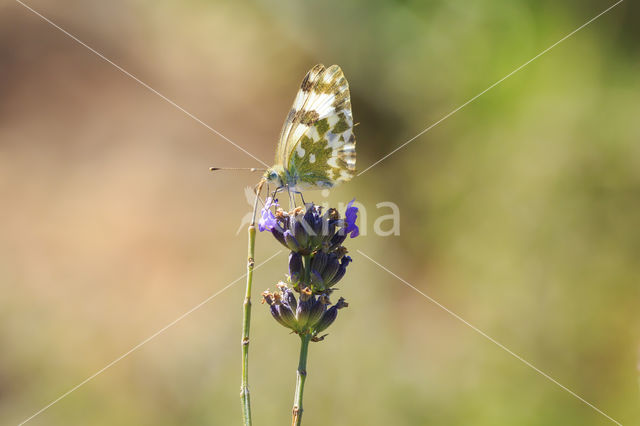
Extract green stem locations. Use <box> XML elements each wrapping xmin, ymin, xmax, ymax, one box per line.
<box><xmin>240</xmin><ymin>185</ymin><xmax>262</xmax><ymax>426</ymax></box>
<box><xmin>240</xmin><ymin>225</ymin><xmax>255</xmax><ymax>426</ymax></box>
<box><xmin>291</xmin><ymin>334</ymin><xmax>312</xmax><ymax>426</ymax></box>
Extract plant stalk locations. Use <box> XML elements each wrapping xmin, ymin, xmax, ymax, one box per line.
<box><xmin>291</xmin><ymin>334</ymin><xmax>312</xmax><ymax>426</ymax></box>
<box><xmin>240</xmin><ymin>181</ymin><xmax>263</xmax><ymax>426</ymax></box>
<box><xmin>291</xmin><ymin>254</ymin><xmax>313</xmax><ymax>425</ymax></box>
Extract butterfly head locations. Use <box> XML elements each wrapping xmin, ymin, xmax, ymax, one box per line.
<box><xmin>264</xmin><ymin>165</ymin><xmax>287</xmax><ymax>188</ymax></box>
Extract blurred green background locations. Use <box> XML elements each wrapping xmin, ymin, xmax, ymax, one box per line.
<box><xmin>1</xmin><ymin>0</ymin><xmax>638</xmax><ymax>425</ymax></box>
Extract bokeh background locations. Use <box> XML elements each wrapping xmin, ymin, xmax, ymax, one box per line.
<box><xmin>1</xmin><ymin>0</ymin><xmax>639</xmax><ymax>425</ymax></box>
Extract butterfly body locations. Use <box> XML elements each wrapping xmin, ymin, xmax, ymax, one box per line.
<box><xmin>264</xmin><ymin>64</ymin><xmax>356</xmax><ymax>192</ymax></box>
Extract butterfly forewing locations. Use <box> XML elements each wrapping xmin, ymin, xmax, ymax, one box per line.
<box><xmin>275</xmin><ymin>64</ymin><xmax>356</xmax><ymax>190</ymax></box>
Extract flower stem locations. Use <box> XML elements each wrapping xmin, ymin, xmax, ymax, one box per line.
<box><xmin>240</xmin><ymin>182</ymin><xmax>263</xmax><ymax>426</ymax></box>
<box><xmin>240</xmin><ymin>224</ymin><xmax>255</xmax><ymax>426</ymax></box>
<box><xmin>291</xmin><ymin>334</ymin><xmax>312</xmax><ymax>426</ymax></box>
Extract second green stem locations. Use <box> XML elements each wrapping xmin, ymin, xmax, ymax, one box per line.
<box><xmin>291</xmin><ymin>334</ymin><xmax>311</xmax><ymax>426</ymax></box>
<box><xmin>292</xmin><ymin>254</ymin><xmax>313</xmax><ymax>425</ymax></box>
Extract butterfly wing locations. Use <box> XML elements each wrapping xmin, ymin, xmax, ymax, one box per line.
<box><xmin>275</xmin><ymin>64</ymin><xmax>356</xmax><ymax>189</ymax></box>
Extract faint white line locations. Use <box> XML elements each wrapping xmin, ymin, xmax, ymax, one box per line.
<box><xmin>15</xmin><ymin>0</ymin><xmax>269</xmax><ymax>168</ymax></box>
<box><xmin>357</xmin><ymin>0</ymin><xmax>624</xmax><ymax>177</ymax></box>
<box><xmin>17</xmin><ymin>250</ymin><xmax>282</xmax><ymax>425</ymax></box>
<box><xmin>357</xmin><ymin>249</ymin><xmax>623</xmax><ymax>426</ymax></box>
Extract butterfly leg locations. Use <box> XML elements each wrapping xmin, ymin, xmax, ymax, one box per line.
<box><xmin>286</xmin><ymin>186</ymin><xmax>297</xmax><ymax>210</ymax></box>
<box><xmin>270</xmin><ymin>186</ymin><xmax>286</xmax><ymax>205</ymax></box>
<box><xmin>291</xmin><ymin>190</ymin><xmax>306</xmax><ymax>206</ymax></box>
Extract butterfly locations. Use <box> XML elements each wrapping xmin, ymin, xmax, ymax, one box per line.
<box><xmin>263</xmin><ymin>64</ymin><xmax>356</xmax><ymax>192</ymax></box>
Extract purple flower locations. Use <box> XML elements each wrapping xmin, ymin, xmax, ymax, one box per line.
<box><xmin>262</xmin><ymin>283</ymin><xmax>348</xmax><ymax>339</ymax></box>
<box><xmin>344</xmin><ymin>199</ymin><xmax>359</xmax><ymax>238</ymax></box>
<box><xmin>259</xmin><ymin>199</ymin><xmax>358</xmax><ymax>256</ymax></box>
<box><xmin>258</xmin><ymin>197</ymin><xmax>278</xmax><ymax>232</ymax></box>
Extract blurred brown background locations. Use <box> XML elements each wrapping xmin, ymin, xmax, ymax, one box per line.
<box><xmin>1</xmin><ymin>0</ymin><xmax>639</xmax><ymax>425</ymax></box>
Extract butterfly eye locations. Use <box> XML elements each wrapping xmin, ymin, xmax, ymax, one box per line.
<box><xmin>269</xmin><ymin>171</ymin><xmax>278</xmax><ymax>181</ymax></box>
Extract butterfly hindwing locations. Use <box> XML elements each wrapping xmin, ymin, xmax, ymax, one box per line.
<box><xmin>276</xmin><ymin>64</ymin><xmax>356</xmax><ymax>190</ymax></box>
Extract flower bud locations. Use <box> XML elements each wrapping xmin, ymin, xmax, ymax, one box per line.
<box><xmin>329</xmin><ymin>233</ymin><xmax>347</xmax><ymax>251</ymax></box>
<box><xmin>306</xmin><ymin>206</ymin><xmax>322</xmax><ymax>236</ymax></box>
<box><xmin>326</xmin><ymin>256</ymin><xmax>352</xmax><ymax>287</ymax></box>
<box><xmin>271</xmin><ymin>227</ymin><xmax>287</xmax><ymax>247</ymax></box>
<box><xmin>283</xmin><ymin>288</ymin><xmax>297</xmax><ymax>312</ymax></box>
<box><xmin>320</xmin><ymin>253</ymin><xmax>340</xmax><ymax>284</ymax></box>
<box><xmin>277</xmin><ymin>303</ymin><xmax>299</xmax><ymax>330</ymax></box>
<box><xmin>296</xmin><ymin>296</ymin><xmax>314</xmax><ymax>329</ymax></box>
<box><xmin>313</xmin><ymin>297</ymin><xmax>348</xmax><ymax>333</ymax></box>
<box><xmin>314</xmin><ymin>306</ymin><xmax>337</xmax><ymax>333</ymax></box>
<box><xmin>292</xmin><ymin>218</ymin><xmax>309</xmax><ymax>248</ymax></box>
<box><xmin>270</xmin><ymin>305</ymin><xmax>291</xmax><ymax>329</ymax></box>
<box><xmin>288</xmin><ymin>252</ymin><xmax>303</xmax><ymax>285</ymax></box>
<box><xmin>311</xmin><ymin>251</ymin><xmax>328</xmax><ymax>273</ymax></box>
<box><xmin>284</xmin><ymin>230</ymin><xmax>301</xmax><ymax>252</ymax></box>
<box><xmin>306</xmin><ymin>298</ymin><xmax>327</xmax><ymax>329</ymax></box>
<box><xmin>310</xmin><ymin>269</ymin><xmax>325</xmax><ymax>290</ymax></box>
<box><xmin>328</xmin><ymin>268</ymin><xmax>345</xmax><ymax>287</ymax></box>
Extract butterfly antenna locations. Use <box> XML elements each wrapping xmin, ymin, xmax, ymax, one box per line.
<box><xmin>209</xmin><ymin>167</ymin><xmax>266</xmax><ymax>172</ymax></box>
